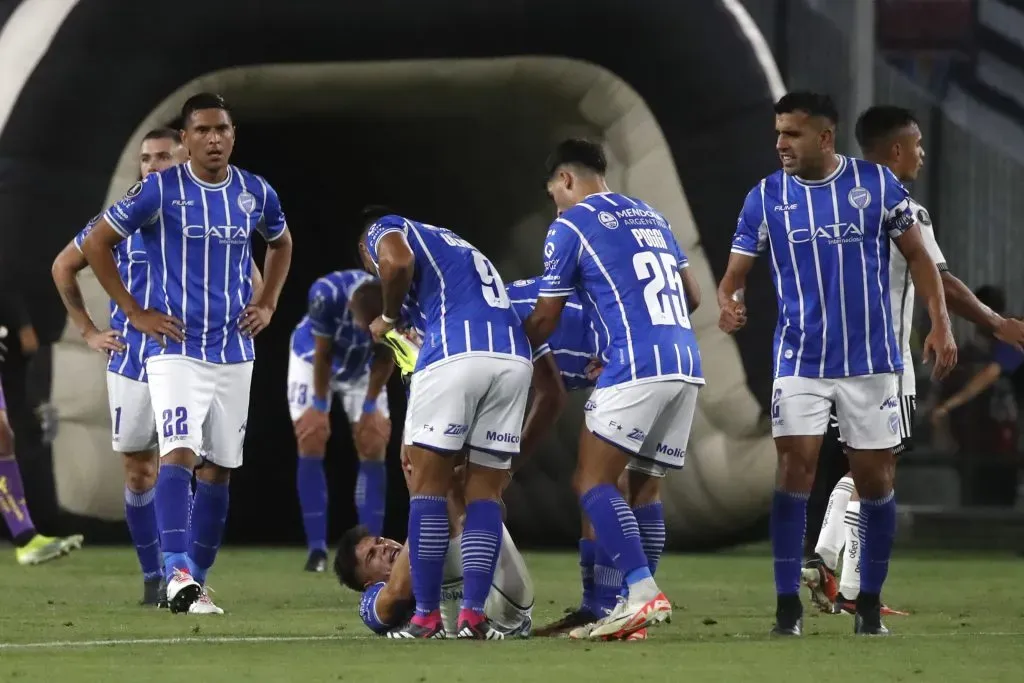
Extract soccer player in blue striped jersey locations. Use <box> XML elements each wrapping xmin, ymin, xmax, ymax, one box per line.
<box><xmin>287</xmin><ymin>270</ymin><xmax>394</xmax><ymax>571</ymax></box>
<box><xmin>717</xmin><ymin>92</ymin><xmax>957</xmax><ymax>636</ymax></box>
<box><xmin>358</xmin><ymin>206</ymin><xmax>532</xmax><ymax>640</ymax></box>
<box><xmin>525</xmin><ymin>139</ymin><xmax>703</xmax><ymax>641</ymax></box>
<box><xmin>82</xmin><ymin>93</ymin><xmax>294</xmax><ymax>615</ymax></box>
<box><xmin>51</xmin><ymin>128</ymin><xmax>189</xmax><ymax>606</ymax></box>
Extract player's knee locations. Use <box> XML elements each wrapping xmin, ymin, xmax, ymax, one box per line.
<box><xmin>298</xmin><ymin>433</ymin><xmax>327</xmax><ymax>457</ymax></box>
<box><xmin>123</xmin><ymin>451</ymin><xmax>158</xmax><ymax>492</ymax></box>
<box><xmin>195</xmin><ymin>462</ymin><xmax>231</xmax><ymax>485</ymax></box>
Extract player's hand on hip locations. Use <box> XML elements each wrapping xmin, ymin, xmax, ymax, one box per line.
<box><xmin>369</xmin><ymin>316</ymin><xmax>394</xmax><ymax>343</ymax></box>
<box><xmin>240</xmin><ymin>304</ymin><xmax>273</xmax><ymax>338</ymax></box>
<box><xmin>718</xmin><ymin>300</ymin><xmax>747</xmax><ymax>333</ymax></box>
<box><xmin>84</xmin><ymin>328</ymin><xmax>126</xmax><ymax>354</ymax></box>
<box><xmin>585</xmin><ymin>357</ymin><xmax>604</xmax><ymax>381</ymax></box>
<box><xmin>129</xmin><ymin>309</ymin><xmax>185</xmax><ymax>346</ymax></box>
<box><xmin>923</xmin><ymin>324</ymin><xmax>957</xmax><ymax>381</ymax></box>
<box><xmin>994</xmin><ymin>317</ymin><xmax>1024</xmax><ymax>352</ymax></box>
<box><xmin>295</xmin><ymin>406</ymin><xmax>330</xmax><ymax>443</ymax></box>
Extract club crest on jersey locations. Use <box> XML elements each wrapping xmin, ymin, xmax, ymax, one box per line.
<box><xmin>237</xmin><ymin>191</ymin><xmax>257</xmax><ymax>214</ymax></box>
<box><xmin>598</xmin><ymin>211</ymin><xmax>619</xmax><ymax>229</ymax></box>
<box><xmin>848</xmin><ymin>187</ymin><xmax>871</xmax><ymax>210</ymax></box>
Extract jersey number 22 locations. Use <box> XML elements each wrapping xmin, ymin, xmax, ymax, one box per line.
<box><xmin>634</xmin><ymin>252</ymin><xmax>690</xmax><ymax>328</ymax></box>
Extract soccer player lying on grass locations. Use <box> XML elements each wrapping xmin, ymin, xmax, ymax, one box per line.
<box><xmin>334</xmin><ymin>458</ymin><xmax>534</xmax><ymax>639</ymax></box>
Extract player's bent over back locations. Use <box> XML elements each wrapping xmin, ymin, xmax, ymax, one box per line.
<box><xmin>81</xmin><ymin>93</ymin><xmax>294</xmax><ymax>615</ymax></box>
<box><xmin>359</xmin><ymin>206</ymin><xmax>532</xmax><ymax>640</ymax></box>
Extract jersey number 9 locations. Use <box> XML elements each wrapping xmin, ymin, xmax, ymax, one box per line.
<box><xmin>633</xmin><ymin>252</ymin><xmax>691</xmax><ymax>329</ymax></box>
<box><xmin>472</xmin><ymin>251</ymin><xmax>510</xmax><ymax>309</ymax></box>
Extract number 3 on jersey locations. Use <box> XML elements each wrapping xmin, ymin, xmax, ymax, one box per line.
<box><xmin>472</xmin><ymin>251</ymin><xmax>510</xmax><ymax>309</ymax></box>
<box><xmin>634</xmin><ymin>252</ymin><xmax>691</xmax><ymax>328</ymax></box>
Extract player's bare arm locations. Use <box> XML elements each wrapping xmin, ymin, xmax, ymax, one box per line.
<box><xmin>680</xmin><ymin>266</ymin><xmax>702</xmax><ymax>312</ymax></box>
<box><xmin>510</xmin><ymin>352</ymin><xmax>567</xmax><ymax>482</ymax></box>
<box><xmin>241</xmin><ymin>227</ymin><xmax>292</xmax><ymax>338</ymax></box>
<box><xmin>717</xmin><ymin>252</ymin><xmax>754</xmax><ymax>333</ymax></box>
<box><xmin>51</xmin><ymin>241</ymin><xmax>125</xmax><ymax>354</ymax></box>
<box><xmin>250</xmin><ymin>257</ymin><xmax>265</xmax><ymax>299</ymax></box>
<box><xmin>939</xmin><ymin>270</ymin><xmax>1024</xmax><ymax>351</ymax></box>
<box><xmin>81</xmin><ymin>218</ymin><xmax>184</xmax><ymax>346</ymax></box>
<box><xmin>524</xmin><ymin>295</ymin><xmax>567</xmax><ymax>349</ymax></box>
<box><xmin>294</xmin><ymin>334</ymin><xmax>333</xmax><ymax>445</ymax></box>
<box><xmin>354</xmin><ymin>351</ymin><xmax>394</xmax><ymax>457</ymax></box>
<box><xmin>893</xmin><ymin>224</ymin><xmax>957</xmax><ymax>379</ymax></box>
<box><xmin>369</xmin><ymin>232</ymin><xmax>415</xmax><ymax>342</ymax></box>
<box><xmin>931</xmin><ymin>362</ymin><xmax>1002</xmax><ymax>425</ymax></box>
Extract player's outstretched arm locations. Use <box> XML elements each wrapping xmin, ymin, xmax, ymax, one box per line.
<box><xmin>81</xmin><ymin>219</ymin><xmax>183</xmax><ymax>346</ymax></box>
<box><xmin>524</xmin><ymin>296</ymin><xmax>567</xmax><ymax>350</ymax></box>
<box><xmin>717</xmin><ymin>253</ymin><xmax>754</xmax><ymax>333</ymax></box>
<box><xmin>894</xmin><ymin>225</ymin><xmax>957</xmax><ymax>379</ymax></box>
<box><xmin>375</xmin><ymin>544</ymin><xmax>414</xmax><ymax>621</ymax></box>
<box><xmin>242</xmin><ymin>228</ymin><xmax>292</xmax><ymax>338</ymax></box>
<box><xmin>511</xmin><ymin>352</ymin><xmax>567</xmax><ymax>482</ymax></box>
<box><xmin>940</xmin><ymin>271</ymin><xmax>1024</xmax><ymax>350</ymax></box>
<box><xmin>51</xmin><ymin>241</ymin><xmax>124</xmax><ymax>354</ymax></box>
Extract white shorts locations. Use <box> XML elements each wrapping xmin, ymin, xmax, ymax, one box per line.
<box><xmin>106</xmin><ymin>371</ymin><xmax>157</xmax><ymax>453</ymax></box>
<box><xmin>771</xmin><ymin>374</ymin><xmax>901</xmax><ymax>450</ymax></box>
<box><xmin>146</xmin><ymin>355</ymin><xmax>254</xmax><ymax>468</ymax></box>
<box><xmin>584</xmin><ymin>379</ymin><xmax>698</xmax><ymax>471</ymax></box>
<box><xmin>286</xmin><ymin>351</ymin><xmax>389</xmax><ymax>423</ymax></box>
<box><xmin>403</xmin><ymin>355</ymin><xmax>532</xmax><ymax>470</ymax></box>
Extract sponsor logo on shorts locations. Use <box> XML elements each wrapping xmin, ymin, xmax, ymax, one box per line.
<box><xmin>888</xmin><ymin>412</ymin><xmax>900</xmax><ymax>435</ymax></box>
<box><xmin>584</xmin><ymin>399</ymin><xmax>596</xmax><ymax>412</ymax></box>
<box><xmin>422</xmin><ymin>424</ymin><xmax>436</xmax><ymax>433</ymax></box>
<box><xmin>608</xmin><ymin>420</ymin><xmax>622</xmax><ymax>431</ymax></box>
<box><xmin>626</xmin><ymin>428</ymin><xmax>645</xmax><ymax>442</ymax></box>
<box><xmin>656</xmin><ymin>442</ymin><xmax>684</xmax><ymax>458</ymax></box>
<box><xmin>879</xmin><ymin>395</ymin><xmax>898</xmax><ymax>410</ymax></box>
<box><xmin>771</xmin><ymin>388</ymin><xmax>784</xmax><ymax>427</ymax></box>
<box><xmin>486</xmin><ymin>430</ymin><xmax>520</xmax><ymax>444</ymax></box>
<box><xmin>444</xmin><ymin>423</ymin><xmax>468</xmax><ymax>437</ymax></box>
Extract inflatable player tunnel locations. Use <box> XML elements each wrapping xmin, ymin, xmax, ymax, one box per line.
<box><xmin>0</xmin><ymin>0</ymin><xmax>785</xmax><ymax>548</ymax></box>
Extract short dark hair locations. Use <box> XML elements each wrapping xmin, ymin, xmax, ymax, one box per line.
<box><xmin>360</xmin><ymin>205</ymin><xmax>394</xmax><ymax>230</ymax></box>
<box><xmin>975</xmin><ymin>285</ymin><xmax>1006</xmax><ymax>316</ymax></box>
<box><xmin>545</xmin><ymin>138</ymin><xmax>607</xmax><ymax>180</ymax></box>
<box><xmin>180</xmin><ymin>92</ymin><xmax>232</xmax><ymax>128</ymax></box>
<box><xmin>854</xmin><ymin>106</ymin><xmax>919</xmax><ymax>153</ymax></box>
<box><xmin>334</xmin><ymin>525</ymin><xmax>372</xmax><ymax>592</ymax></box>
<box><xmin>142</xmin><ymin>127</ymin><xmax>181</xmax><ymax>144</ymax></box>
<box><xmin>774</xmin><ymin>91</ymin><xmax>839</xmax><ymax>125</ymax></box>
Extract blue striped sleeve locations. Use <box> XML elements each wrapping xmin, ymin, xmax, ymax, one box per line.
<box><xmin>730</xmin><ymin>182</ymin><xmax>767</xmax><ymax>257</ymax></box>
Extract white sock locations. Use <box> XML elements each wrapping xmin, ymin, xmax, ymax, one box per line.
<box><xmin>815</xmin><ymin>477</ymin><xmax>854</xmax><ymax>570</ymax></box>
<box><xmin>838</xmin><ymin>500</ymin><xmax>861</xmax><ymax>600</ymax></box>
<box><xmin>627</xmin><ymin>576</ymin><xmax>660</xmax><ymax>603</ymax></box>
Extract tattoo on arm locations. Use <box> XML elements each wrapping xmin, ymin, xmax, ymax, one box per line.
<box><xmin>61</xmin><ymin>283</ymin><xmax>87</xmax><ymax>314</ymax></box>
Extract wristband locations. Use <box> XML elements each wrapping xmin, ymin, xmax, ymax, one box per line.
<box><xmin>362</xmin><ymin>398</ymin><xmax>377</xmax><ymax>415</ymax></box>
<box><xmin>381</xmin><ymin>313</ymin><xmax>397</xmax><ymax>325</ymax></box>
<box><xmin>312</xmin><ymin>396</ymin><xmax>329</xmax><ymax>412</ymax></box>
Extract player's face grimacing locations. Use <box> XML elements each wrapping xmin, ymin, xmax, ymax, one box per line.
<box><xmin>888</xmin><ymin>123</ymin><xmax>924</xmax><ymax>183</ymax></box>
<box><xmin>775</xmin><ymin>111</ymin><xmax>831</xmax><ymax>177</ymax></box>
<box><xmin>139</xmin><ymin>138</ymin><xmax>188</xmax><ymax>178</ymax></box>
<box><xmin>353</xmin><ymin>535</ymin><xmax>403</xmax><ymax>586</ymax></box>
<box><xmin>183</xmin><ymin>108</ymin><xmax>235</xmax><ymax>172</ymax></box>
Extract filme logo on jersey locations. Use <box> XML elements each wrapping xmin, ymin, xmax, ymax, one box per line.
<box><xmin>597</xmin><ymin>211</ymin><xmax>619</xmax><ymax>229</ymax></box>
<box><xmin>171</xmin><ymin>199</ymin><xmax>195</xmax><ymax>207</ymax></box>
<box><xmin>774</xmin><ymin>203</ymin><xmax>799</xmax><ymax>212</ymax></box>
<box><xmin>848</xmin><ymin>186</ymin><xmax>871</xmax><ymax>210</ymax></box>
<box><xmin>786</xmin><ymin>222</ymin><xmax>864</xmax><ymax>246</ymax></box>
<box><xmin>486</xmin><ymin>430</ymin><xmax>520</xmax><ymax>444</ymax></box>
<box><xmin>237</xmin><ymin>191</ymin><xmax>257</xmax><ymax>215</ymax></box>
<box><xmin>444</xmin><ymin>423</ymin><xmax>468</xmax><ymax>437</ymax></box>
<box><xmin>183</xmin><ymin>224</ymin><xmax>249</xmax><ymax>245</ymax></box>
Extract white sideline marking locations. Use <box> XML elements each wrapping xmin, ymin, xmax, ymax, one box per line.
<box><xmin>2</xmin><ymin>631</ymin><xmax>1023</xmax><ymax>651</ymax></box>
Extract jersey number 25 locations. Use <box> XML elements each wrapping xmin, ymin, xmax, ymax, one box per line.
<box><xmin>473</xmin><ymin>251</ymin><xmax>510</xmax><ymax>309</ymax></box>
<box><xmin>634</xmin><ymin>252</ymin><xmax>691</xmax><ymax>329</ymax></box>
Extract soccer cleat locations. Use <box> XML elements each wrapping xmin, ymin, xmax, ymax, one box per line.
<box><xmin>304</xmin><ymin>549</ymin><xmax>328</xmax><ymax>573</ymax></box>
<box><xmin>534</xmin><ymin>607</ymin><xmax>601</xmax><ymax>637</ymax></box>
<box><xmin>15</xmin><ymin>533</ymin><xmax>83</xmax><ymax>566</ymax></box>
<box><xmin>568</xmin><ymin>621</ymin><xmax>599</xmax><ymax>640</ymax></box>
<box><xmin>771</xmin><ymin>594</ymin><xmax>803</xmax><ymax>636</ymax></box>
<box><xmin>801</xmin><ymin>555</ymin><xmax>837</xmax><ymax>612</ymax></box>
<box><xmin>854</xmin><ymin>610</ymin><xmax>890</xmax><ymax>635</ymax></box>
<box><xmin>187</xmin><ymin>586</ymin><xmax>224</xmax><ymax>615</ymax></box>
<box><xmin>624</xmin><ymin>627</ymin><xmax>648</xmax><ymax>641</ymax></box>
<box><xmin>383</xmin><ymin>330</ymin><xmax>419</xmax><ymax>378</ymax></box>
<box><xmin>456</xmin><ymin>609</ymin><xmax>505</xmax><ymax>640</ymax></box>
<box><xmin>831</xmin><ymin>593</ymin><xmax>908</xmax><ymax>617</ymax></box>
<box><xmin>386</xmin><ymin>618</ymin><xmax>447</xmax><ymax>639</ymax></box>
<box><xmin>587</xmin><ymin>592</ymin><xmax>672</xmax><ymax>640</ymax></box>
<box><xmin>165</xmin><ymin>568</ymin><xmax>202</xmax><ymax>614</ymax></box>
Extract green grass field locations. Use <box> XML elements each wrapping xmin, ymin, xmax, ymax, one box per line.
<box><xmin>0</xmin><ymin>545</ymin><xmax>1021</xmax><ymax>682</ymax></box>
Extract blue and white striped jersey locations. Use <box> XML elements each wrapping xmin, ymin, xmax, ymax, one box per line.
<box><xmin>75</xmin><ymin>214</ymin><xmax>150</xmax><ymax>382</ymax></box>
<box><xmin>507</xmin><ymin>278</ymin><xmax>604</xmax><ymax>392</ymax></box>
<box><xmin>290</xmin><ymin>270</ymin><xmax>377</xmax><ymax>382</ymax></box>
<box><xmin>731</xmin><ymin>156</ymin><xmax>914</xmax><ymax>379</ymax></box>
<box><xmin>363</xmin><ymin>215</ymin><xmax>531</xmax><ymax>371</ymax></box>
<box><xmin>539</xmin><ymin>192</ymin><xmax>703</xmax><ymax>389</ymax></box>
<box><xmin>104</xmin><ymin>163</ymin><xmax>287</xmax><ymax>364</ymax></box>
